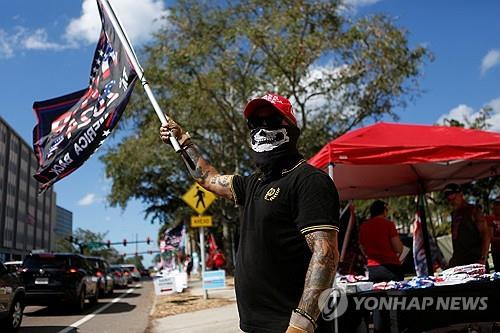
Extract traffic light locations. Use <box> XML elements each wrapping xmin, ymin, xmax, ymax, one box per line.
<box><xmin>146</xmin><ymin>237</ymin><xmax>151</xmax><ymax>245</ymax></box>
<box><xmin>135</xmin><ymin>252</ymin><xmax>138</xmax><ymax>257</ymax></box>
<box><xmin>123</xmin><ymin>239</ymin><xmax>127</xmax><ymax>247</ymax></box>
<box><xmin>106</xmin><ymin>240</ymin><xmax>111</xmax><ymax>248</ymax></box>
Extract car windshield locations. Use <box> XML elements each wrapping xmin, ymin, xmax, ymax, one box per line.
<box><xmin>24</xmin><ymin>255</ymin><xmax>71</xmax><ymax>269</ymax></box>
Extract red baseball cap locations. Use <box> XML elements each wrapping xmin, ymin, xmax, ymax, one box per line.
<box><xmin>243</xmin><ymin>93</ymin><xmax>297</xmax><ymax>126</ymax></box>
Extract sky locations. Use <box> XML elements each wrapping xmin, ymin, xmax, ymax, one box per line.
<box><xmin>1</xmin><ymin>1</ymin><xmax>499</xmax><ymax>265</ymax></box>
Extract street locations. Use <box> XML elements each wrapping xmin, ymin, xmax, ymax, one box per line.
<box><xmin>20</xmin><ymin>280</ymin><xmax>153</xmax><ymax>333</ymax></box>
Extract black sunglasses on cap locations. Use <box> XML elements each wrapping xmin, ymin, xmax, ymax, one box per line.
<box><xmin>247</xmin><ymin>113</ymin><xmax>291</xmax><ymax>130</ymax></box>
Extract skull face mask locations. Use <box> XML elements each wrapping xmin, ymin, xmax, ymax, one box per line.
<box><xmin>250</xmin><ymin>128</ymin><xmax>290</xmax><ymax>152</ymax></box>
<box><xmin>249</xmin><ymin>125</ymin><xmax>301</xmax><ymax>172</ymax></box>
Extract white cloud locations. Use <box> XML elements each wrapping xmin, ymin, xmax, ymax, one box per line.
<box><xmin>339</xmin><ymin>0</ymin><xmax>383</xmax><ymax>13</ymax></box>
<box><xmin>64</xmin><ymin>0</ymin><xmax>168</xmax><ymax>46</ymax></box>
<box><xmin>23</xmin><ymin>29</ymin><xmax>65</xmax><ymax>50</ymax></box>
<box><xmin>437</xmin><ymin>99</ymin><xmax>500</xmax><ymax>132</ymax></box>
<box><xmin>78</xmin><ymin>193</ymin><xmax>98</xmax><ymax>206</ymax></box>
<box><xmin>480</xmin><ymin>49</ymin><xmax>500</xmax><ymax>75</ymax></box>
<box><xmin>1</xmin><ymin>0</ymin><xmax>168</xmax><ymax>58</ymax></box>
<box><xmin>0</xmin><ymin>30</ymin><xmax>15</xmax><ymax>58</ymax></box>
<box><xmin>343</xmin><ymin>0</ymin><xmax>382</xmax><ymax>6</ymax></box>
<box><xmin>0</xmin><ymin>27</ymin><xmax>26</xmax><ymax>58</ymax></box>
<box><xmin>486</xmin><ymin>98</ymin><xmax>500</xmax><ymax>131</ymax></box>
<box><xmin>0</xmin><ymin>26</ymin><xmax>65</xmax><ymax>57</ymax></box>
<box><xmin>437</xmin><ymin>104</ymin><xmax>476</xmax><ymax>125</ymax></box>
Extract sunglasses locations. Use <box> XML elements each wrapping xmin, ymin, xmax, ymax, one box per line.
<box><xmin>247</xmin><ymin>113</ymin><xmax>289</xmax><ymax>130</ymax></box>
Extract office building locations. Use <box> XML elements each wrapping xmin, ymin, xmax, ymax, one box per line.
<box><xmin>53</xmin><ymin>205</ymin><xmax>73</xmax><ymax>248</ymax></box>
<box><xmin>0</xmin><ymin>116</ymin><xmax>56</xmax><ymax>261</ymax></box>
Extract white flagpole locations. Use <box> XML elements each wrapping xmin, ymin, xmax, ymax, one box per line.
<box><xmin>99</xmin><ymin>0</ymin><xmax>184</xmax><ymax>153</ymax></box>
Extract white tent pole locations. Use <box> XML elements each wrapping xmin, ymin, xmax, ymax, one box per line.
<box><xmin>328</xmin><ymin>163</ymin><xmax>334</xmax><ymax>180</ymax></box>
<box><xmin>327</xmin><ymin>162</ymin><xmax>340</xmax><ymax>333</ymax></box>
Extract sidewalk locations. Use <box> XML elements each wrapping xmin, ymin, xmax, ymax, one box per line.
<box><xmin>152</xmin><ymin>303</ymin><xmax>240</xmax><ymax>333</ymax></box>
<box><xmin>150</xmin><ymin>278</ymin><xmax>242</xmax><ymax>333</ymax></box>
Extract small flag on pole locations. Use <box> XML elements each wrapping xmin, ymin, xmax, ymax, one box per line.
<box><xmin>412</xmin><ymin>212</ymin><xmax>445</xmax><ymax>277</ymax></box>
<box><xmin>32</xmin><ymin>0</ymin><xmax>137</xmax><ymax>190</ymax></box>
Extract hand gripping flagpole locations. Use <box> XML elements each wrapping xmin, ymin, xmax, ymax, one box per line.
<box><xmin>100</xmin><ymin>0</ymin><xmax>196</xmax><ymax>169</ymax></box>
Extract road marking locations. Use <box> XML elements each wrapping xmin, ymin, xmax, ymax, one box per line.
<box><xmin>57</xmin><ymin>284</ymin><xmax>142</xmax><ymax>333</ymax></box>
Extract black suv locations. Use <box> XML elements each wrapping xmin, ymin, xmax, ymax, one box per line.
<box><xmin>84</xmin><ymin>257</ymin><xmax>114</xmax><ymax>297</ymax></box>
<box><xmin>0</xmin><ymin>261</ymin><xmax>25</xmax><ymax>332</ymax></box>
<box><xmin>19</xmin><ymin>253</ymin><xmax>99</xmax><ymax>312</ymax></box>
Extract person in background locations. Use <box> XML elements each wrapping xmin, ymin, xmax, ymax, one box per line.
<box><xmin>359</xmin><ymin>200</ymin><xmax>404</xmax><ymax>282</ymax></box>
<box><xmin>213</xmin><ymin>249</ymin><xmax>226</xmax><ymax>270</ymax></box>
<box><xmin>184</xmin><ymin>254</ymin><xmax>193</xmax><ymax>278</ymax></box>
<box><xmin>443</xmin><ymin>183</ymin><xmax>490</xmax><ymax>267</ymax></box>
<box><xmin>486</xmin><ymin>196</ymin><xmax>500</xmax><ymax>271</ymax></box>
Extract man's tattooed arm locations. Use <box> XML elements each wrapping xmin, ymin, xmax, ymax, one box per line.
<box><xmin>183</xmin><ymin>144</ymin><xmax>234</xmax><ymax>200</ymax></box>
<box><xmin>298</xmin><ymin>230</ymin><xmax>339</xmax><ymax>320</ymax></box>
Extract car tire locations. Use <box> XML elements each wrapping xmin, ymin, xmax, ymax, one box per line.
<box><xmin>3</xmin><ymin>297</ymin><xmax>24</xmax><ymax>332</ymax></box>
<box><xmin>73</xmin><ymin>288</ymin><xmax>86</xmax><ymax>313</ymax></box>
<box><xmin>89</xmin><ymin>288</ymin><xmax>99</xmax><ymax>306</ymax></box>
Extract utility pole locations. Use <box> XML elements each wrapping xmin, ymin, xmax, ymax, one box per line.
<box><xmin>135</xmin><ymin>233</ymin><xmax>138</xmax><ymax>257</ymax></box>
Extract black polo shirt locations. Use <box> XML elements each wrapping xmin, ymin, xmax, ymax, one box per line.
<box><xmin>231</xmin><ymin>162</ymin><xmax>340</xmax><ymax>332</ymax></box>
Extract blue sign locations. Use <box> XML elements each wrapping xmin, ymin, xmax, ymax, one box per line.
<box><xmin>202</xmin><ymin>269</ymin><xmax>226</xmax><ymax>290</ymax></box>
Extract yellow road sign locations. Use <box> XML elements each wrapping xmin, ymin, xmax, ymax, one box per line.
<box><xmin>182</xmin><ymin>183</ymin><xmax>216</xmax><ymax>214</ymax></box>
<box><xmin>191</xmin><ymin>216</ymin><xmax>213</xmax><ymax>228</ymax></box>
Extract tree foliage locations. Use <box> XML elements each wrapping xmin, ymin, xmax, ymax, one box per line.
<box><xmin>71</xmin><ymin>228</ymin><xmax>124</xmax><ymax>264</ymax></box>
<box><xmin>442</xmin><ymin>107</ymin><xmax>499</xmax><ymax>214</ymax></box>
<box><xmin>101</xmin><ymin>0</ymin><xmax>430</xmax><ymax>268</ymax></box>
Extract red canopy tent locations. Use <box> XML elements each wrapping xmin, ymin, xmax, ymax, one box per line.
<box><xmin>308</xmin><ymin>122</ymin><xmax>500</xmax><ymax>200</ymax></box>
<box><xmin>308</xmin><ymin>122</ymin><xmax>500</xmax><ymax>274</ymax></box>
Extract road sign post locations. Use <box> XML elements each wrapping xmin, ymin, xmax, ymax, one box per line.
<box><xmin>190</xmin><ymin>215</ymin><xmax>213</xmax><ymax>228</ymax></box>
<box><xmin>181</xmin><ymin>183</ymin><xmax>217</xmax><ymax>295</ymax></box>
<box><xmin>200</xmin><ymin>226</ymin><xmax>206</xmax><ymax>274</ymax></box>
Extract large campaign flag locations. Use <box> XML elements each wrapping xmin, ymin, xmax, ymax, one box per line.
<box><xmin>32</xmin><ymin>0</ymin><xmax>137</xmax><ymax>190</ymax></box>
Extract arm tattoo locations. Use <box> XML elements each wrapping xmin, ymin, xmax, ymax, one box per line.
<box><xmin>182</xmin><ymin>145</ymin><xmax>234</xmax><ymax>200</ymax></box>
<box><xmin>184</xmin><ymin>145</ymin><xmax>208</xmax><ymax>182</ymax></box>
<box><xmin>298</xmin><ymin>230</ymin><xmax>338</xmax><ymax>320</ymax></box>
<box><xmin>211</xmin><ymin>175</ymin><xmax>231</xmax><ymax>187</ymax></box>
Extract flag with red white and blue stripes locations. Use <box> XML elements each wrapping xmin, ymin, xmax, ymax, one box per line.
<box><xmin>32</xmin><ymin>0</ymin><xmax>137</xmax><ymax>190</ymax></box>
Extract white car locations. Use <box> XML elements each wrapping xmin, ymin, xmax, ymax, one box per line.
<box><xmin>120</xmin><ymin>264</ymin><xmax>141</xmax><ymax>281</ymax></box>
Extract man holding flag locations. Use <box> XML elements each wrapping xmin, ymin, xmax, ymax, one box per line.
<box><xmin>160</xmin><ymin>93</ymin><xmax>340</xmax><ymax>333</ymax></box>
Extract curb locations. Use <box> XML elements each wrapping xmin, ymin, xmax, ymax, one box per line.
<box><xmin>149</xmin><ymin>292</ymin><xmax>158</xmax><ymax>316</ymax></box>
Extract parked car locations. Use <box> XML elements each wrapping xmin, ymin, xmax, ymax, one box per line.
<box><xmin>3</xmin><ymin>261</ymin><xmax>23</xmax><ymax>275</ymax></box>
<box><xmin>0</xmin><ymin>261</ymin><xmax>25</xmax><ymax>332</ymax></box>
<box><xmin>121</xmin><ymin>267</ymin><xmax>134</xmax><ymax>284</ymax></box>
<box><xmin>121</xmin><ymin>264</ymin><xmax>141</xmax><ymax>281</ymax></box>
<box><xmin>84</xmin><ymin>257</ymin><xmax>113</xmax><ymax>297</ymax></box>
<box><xmin>109</xmin><ymin>266</ymin><xmax>128</xmax><ymax>288</ymax></box>
<box><xmin>19</xmin><ymin>253</ymin><xmax>99</xmax><ymax>312</ymax></box>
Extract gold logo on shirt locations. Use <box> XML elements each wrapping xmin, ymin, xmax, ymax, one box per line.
<box><xmin>264</xmin><ymin>187</ymin><xmax>280</xmax><ymax>201</ymax></box>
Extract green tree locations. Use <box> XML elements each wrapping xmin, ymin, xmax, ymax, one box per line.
<box><xmin>441</xmin><ymin>107</ymin><xmax>499</xmax><ymax>213</ymax></box>
<box><xmin>72</xmin><ymin>228</ymin><xmax>124</xmax><ymax>264</ymax></box>
<box><xmin>101</xmin><ymin>0</ymin><xmax>430</xmax><ymax>272</ymax></box>
<box><xmin>53</xmin><ymin>236</ymin><xmax>76</xmax><ymax>253</ymax></box>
